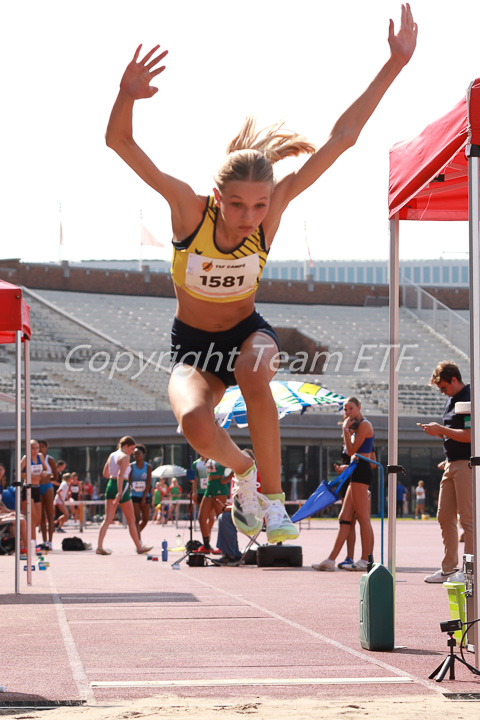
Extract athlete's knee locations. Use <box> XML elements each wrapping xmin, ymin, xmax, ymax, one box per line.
<box><xmin>179</xmin><ymin>407</ymin><xmax>215</xmax><ymax>446</ymax></box>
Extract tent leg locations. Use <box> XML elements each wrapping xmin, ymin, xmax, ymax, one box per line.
<box><xmin>14</xmin><ymin>332</ymin><xmax>22</xmax><ymax>594</ymax></box>
<box><xmin>388</xmin><ymin>214</ymin><xmax>400</xmax><ymax>584</ymax></box>
<box><xmin>468</xmin><ymin>150</ymin><xmax>480</xmax><ymax>669</ymax></box>
<box><xmin>24</xmin><ymin>339</ymin><xmax>32</xmax><ymax>586</ymax></box>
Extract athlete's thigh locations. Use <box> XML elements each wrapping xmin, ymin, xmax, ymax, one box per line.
<box><xmin>339</xmin><ymin>486</ymin><xmax>355</xmax><ymax>522</ymax></box>
<box><xmin>235</xmin><ymin>332</ymin><xmax>280</xmax><ymax>383</ymax></box>
<box><xmin>168</xmin><ymin>364</ymin><xmax>226</xmax><ymax>419</ymax></box>
<box><xmin>350</xmin><ymin>482</ymin><xmax>370</xmax><ymax>519</ymax></box>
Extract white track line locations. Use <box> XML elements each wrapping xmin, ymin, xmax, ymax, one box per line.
<box><xmin>91</xmin><ymin>677</ymin><xmax>414</xmax><ymax>688</ymax></box>
<box><xmin>173</xmin><ymin>572</ymin><xmax>443</xmax><ymax>695</ymax></box>
<box><xmin>48</xmin><ymin>572</ymin><xmax>96</xmax><ymax>704</ymax></box>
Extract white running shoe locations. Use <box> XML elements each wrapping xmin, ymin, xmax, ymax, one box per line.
<box><xmin>424</xmin><ymin>568</ymin><xmax>457</xmax><ymax>584</ymax></box>
<box><xmin>447</xmin><ymin>570</ymin><xmax>466</xmax><ymax>583</ymax></box>
<box><xmin>263</xmin><ymin>498</ymin><xmax>299</xmax><ymax>544</ymax></box>
<box><xmin>231</xmin><ymin>461</ymin><xmax>263</xmax><ymax>536</ymax></box>
<box><xmin>351</xmin><ymin>559</ymin><xmax>369</xmax><ymax>572</ymax></box>
<box><xmin>312</xmin><ymin>558</ymin><xmax>336</xmax><ymax>572</ymax></box>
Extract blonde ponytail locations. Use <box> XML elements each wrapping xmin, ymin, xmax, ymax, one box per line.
<box><xmin>215</xmin><ymin>116</ymin><xmax>316</xmax><ymax>191</ymax></box>
<box><xmin>227</xmin><ymin>116</ymin><xmax>316</xmax><ymax>163</ymax></box>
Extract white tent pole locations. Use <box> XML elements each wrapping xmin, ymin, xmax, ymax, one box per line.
<box><xmin>467</xmin><ymin>149</ymin><xmax>480</xmax><ymax>669</ymax></box>
<box><xmin>24</xmin><ymin>338</ymin><xmax>32</xmax><ymax>586</ymax></box>
<box><xmin>14</xmin><ymin>331</ymin><xmax>22</xmax><ymax>594</ymax></box>
<box><xmin>388</xmin><ymin>213</ymin><xmax>400</xmax><ymax>585</ymax></box>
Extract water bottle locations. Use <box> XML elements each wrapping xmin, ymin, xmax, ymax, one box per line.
<box><xmin>162</xmin><ymin>539</ymin><xmax>168</xmax><ymax>562</ymax></box>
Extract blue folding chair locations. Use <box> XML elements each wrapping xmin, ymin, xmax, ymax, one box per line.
<box><xmin>293</xmin><ymin>455</ymin><xmax>385</xmax><ymax>564</ymax></box>
<box><xmin>292</xmin><ymin>462</ymin><xmax>356</xmax><ymax>523</ymax></box>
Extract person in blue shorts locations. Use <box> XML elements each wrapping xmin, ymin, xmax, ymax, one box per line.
<box><xmin>129</xmin><ymin>444</ymin><xmax>152</xmax><ymax>540</ymax></box>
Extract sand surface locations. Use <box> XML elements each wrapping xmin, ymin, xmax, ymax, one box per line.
<box><xmin>4</xmin><ymin>694</ymin><xmax>480</xmax><ymax>720</ymax></box>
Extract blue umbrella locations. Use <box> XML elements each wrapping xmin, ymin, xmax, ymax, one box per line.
<box><xmin>214</xmin><ymin>380</ymin><xmax>345</xmax><ymax>428</ymax></box>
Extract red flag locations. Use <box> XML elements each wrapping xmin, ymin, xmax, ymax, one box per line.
<box><xmin>141</xmin><ymin>224</ymin><xmax>164</xmax><ymax>248</ymax></box>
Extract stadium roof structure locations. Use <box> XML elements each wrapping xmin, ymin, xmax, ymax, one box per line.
<box><xmin>388</xmin><ymin>79</ymin><xmax>480</xmax><ymax>664</ymax></box>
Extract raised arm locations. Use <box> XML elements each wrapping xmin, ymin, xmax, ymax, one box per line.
<box><xmin>274</xmin><ymin>4</ymin><xmax>418</xmax><ymax>208</ymax></box>
<box><xmin>342</xmin><ymin>418</ymin><xmax>373</xmax><ymax>456</ymax></box>
<box><xmin>105</xmin><ymin>44</ymin><xmax>204</xmax><ymax>237</ymax></box>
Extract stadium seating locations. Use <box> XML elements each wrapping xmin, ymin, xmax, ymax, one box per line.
<box><xmin>0</xmin><ymin>289</ymin><xmax>467</xmax><ymax>416</ymax></box>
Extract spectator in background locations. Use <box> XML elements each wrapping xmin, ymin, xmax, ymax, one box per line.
<box><xmin>168</xmin><ymin>477</ymin><xmax>182</xmax><ymax>524</ymax></box>
<box><xmin>54</xmin><ymin>472</ymin><xmax>71</xmax><ymax>533</ymax></box>
<box><xmin>0</xmin><ymin>509</ymin><xmax>27</xmax><ymax>552</ymax></box>
<box><xmin>69</xmin><ymin>472</ymin><xmax>83</xmax><ymax>526</ymax></box>
<box><xmin>415</xmin><ymin>480</ymin><xmax>426</xmax><ymax>519</ymax></box>
<box><xmin>156</xmin><ymin>477</ymin><xmax>170</xmax><ymax>525</ymax></box>
<box><xmin>96</xmin><ymin>436</ymin><xmax>152</xmax><ymax>556</ymax></box>
<box><xmin>313</xmin><ymin>396</ymin><xmax>375</xmax><ymax>572</ymax></box>
<box><xmin>0</xmin><ymin>463</ymin><xmax>7</xmax><ymax>491</ymax></box>
<box><xmin>56</xmin><ymin>460</ymin><xmax>67</xmax><ymax>485</ymax></box>
<box><xmin>396</xmin><ymin>481</ymin><xmax>408</xmax><ymax>518</ymax></box>
<box><xmin>197</xmin><ymin>459</ymin><xmax>233</xmax><ymax>554</ymax></box>
<box><xmin>0</xmin><ymin>464</ymin><xmax>27</xmax><ymax>551</ymax></box>
<box><xmin>192</xmin><ymin>455</ymin><xmax>208</xmax><ymax>518</ymax></box>
<box><xmin>38</xmin><ymin>440</ymin><xmax>58</xmax><ymax>551</ymax></box>
<box><xmin>129</xmin><ymin>444</ymin><xmax>152</xmax><ymax>540</ymax></box>
<box><xmin>83</xmin><ymin>479</ymin><xmax>94</xmax><ymax>501</ymax></box>
<box><xmin>82</xmin><ymin>477</ymin><xmax>94</xmax><ymax>522</ymax></box>
<box><xmin>20</xmin><ymin>439</ymin><xmax>49</xmax><ymax>548</ymax></box>
<box><xmin>152</xmin><ymin>481</ymin><xmax>163</xmax><ymax>523</ymax></box>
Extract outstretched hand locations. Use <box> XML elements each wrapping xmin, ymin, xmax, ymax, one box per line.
<box><xmin>388</xmin><ymin>3</ymin><xmax>418</xmax><ymax>66</ymax></box>
<box><xmin>120</xmin><ymin>44</ymin><xmax>168</xmax><ymax>99</ymax></box>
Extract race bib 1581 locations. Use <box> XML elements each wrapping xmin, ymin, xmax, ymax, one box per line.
<box><xmin>186</xmin><ymin>254</ymin><xmax>259</xmax><ymax>298</ymax></box>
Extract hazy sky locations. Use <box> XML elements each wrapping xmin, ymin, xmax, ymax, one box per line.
<box><xmin>2</xmin><ymin>0</ymin><xmax>478</xmax><ymax>266</ymax></box>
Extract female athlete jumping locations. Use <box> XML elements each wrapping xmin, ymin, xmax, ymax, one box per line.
<box><xmin>106</xmin><ymin>5</ymin><xmax>417</xmax><ymax>543</ymax></box>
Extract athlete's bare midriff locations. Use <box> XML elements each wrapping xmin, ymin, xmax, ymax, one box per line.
<box><xmin>174</xmin><ymin>285</ymin><xmax>256</xmax><ymax>332</ymax></box>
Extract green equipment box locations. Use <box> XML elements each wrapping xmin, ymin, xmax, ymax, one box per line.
<box><xmin>359</xmin><ymin>562</ymin><xmax>394</xmax><ymax>651</ymax></box>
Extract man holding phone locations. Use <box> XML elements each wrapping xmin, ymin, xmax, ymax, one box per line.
<box><xmin>419</xmin><ymin>361</ymin><xmax>471</xmax><ymax>583</ymax></box>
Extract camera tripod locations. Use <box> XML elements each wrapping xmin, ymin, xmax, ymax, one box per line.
<box><xmin>429</xmin><ymin>633</ymin><xmax>469</xmax><ymax>682</ymax></box>
<box><xmin>171</xmin><ymin>469</ymin><xmax>197</xmax><ymax>569</ymax></box>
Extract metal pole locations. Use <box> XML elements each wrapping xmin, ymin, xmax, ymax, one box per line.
<box><xmin>467</xmin><ymin>150</ymin><xmax>480</xmax><ymax>668</ymax></box>
<box><xmin>388</xmin><ymin>215</ymin><xmax>400</xmax><ymax>582</ymax></box>
<box><xmin>24</xmin><ymin>339</ymin><xmax>32</xmax><ymax>586</ymax></box>
<box><xmin>14</xmin><ymin>332</ymin><xmax>22</xmax><ymax>594</ymax></box>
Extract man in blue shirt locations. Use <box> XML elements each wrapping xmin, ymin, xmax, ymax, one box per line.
<box><xmin>420</xmin><ymin>362</ymin><xmax>472</xmax><ymax>583</ymax></box>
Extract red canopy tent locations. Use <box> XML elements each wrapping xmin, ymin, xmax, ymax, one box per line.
<box><xmin>0</xmin><ymin>279</ymin><xmax>33</xmax><ymax>592</ymax></box>
<box><xmin>0</xmin><ymin>279</ymin><xmax>31</xmax><ymax>343</ymax></box>
<box><xmin>388</xmin><ymin>80</ymin><xmax>480</xmax><ymax>665</ymax></box>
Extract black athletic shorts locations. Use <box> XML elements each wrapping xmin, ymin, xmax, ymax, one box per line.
<box><xmin>21</xmin><ymin>485</ymin><xmax>41</xmax><ymax>503</ymax></box>
<box><xmin>350</xmin><ymin>458</ymin><xmax>373</xmax><ymax>486</ymax></box>
<box><xmin>171</xmin><ymin>310</ymin><xmax>280</xmax><ymax>387</ymax></box>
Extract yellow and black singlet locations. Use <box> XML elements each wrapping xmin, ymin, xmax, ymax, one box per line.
<box><xmin>171</xmin><ymin>196</ymin><xmax>269</xmax><ymax>303</ymax></box>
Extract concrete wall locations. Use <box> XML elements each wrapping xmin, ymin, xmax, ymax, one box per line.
<box><xmin>0</xmin><ymin>258</ymin><xmax>469</xmax><ymax>308</ymax></box>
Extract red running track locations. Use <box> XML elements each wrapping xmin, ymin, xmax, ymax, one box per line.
<box><xmin>1</xmin><ymin>517</ymin><xmax>478</xmax><ymax>706</ymax></box>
